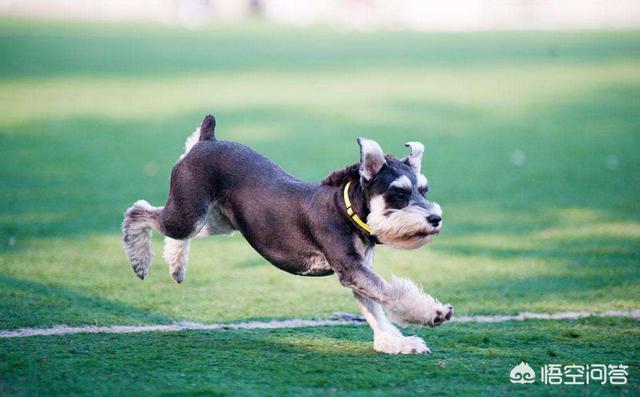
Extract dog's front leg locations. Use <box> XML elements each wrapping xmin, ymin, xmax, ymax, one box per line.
<box><xmin>339</xmin><ymin>266</ymin><xmax>453</xmax><ymax>329</ymax></box>
<box><xmin>354</xmin><ymin>291</ymin><xmax>431</xmax><ymax>354</ymax></box>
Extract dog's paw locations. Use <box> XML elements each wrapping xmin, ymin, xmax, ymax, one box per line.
<box><xmin>374</xmin><ymin>333</ymin><xmax>431</xmax><ymax>354</ymax></box>
<box><xmin>124</xmin><ymin>241</ymin><xmax>152</xmax><ymax>280</ymax></box>
<box><xmin>133</xmin><ymin>265</ymin><xmax>149</xmax><ymax>280</ymax></box>
<box><xmin>428</xmin><ymin>303</ymin><xmax>453</xmax><ymax>328</ymax></box>
<box><xmin>129</xmin><ymin>256</ymin><xmax>151</xmax><ymax>280</ymax></box>
<box><xmin>171</xmin><ymin>268</ymin><xmax>185</xmax><ymax>284</ymax></box>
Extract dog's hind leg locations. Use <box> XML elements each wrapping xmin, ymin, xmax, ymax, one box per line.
<box><xmin>122</xmin><ymin>200</ymin><xmax>163</xmax><ymax>280</ymax></box>
<box><xmin>156</xmin><ymin>161</ymin><xmax>216</xmax><ymax>283</ymax></box>
<box><xmin>158</xmin><ymin>201</ymin><xmax>208</xmax><ymax>284</ymax></box>
<box><xmin>163</xmin><ymin>203</ymin><xmax>234</xmax><ymax>284</ymax></box>
<box><xmin>125</xmin><ymin>115</ymin><xmax>217</xmax><ymax>281</ymax></box>
<box><xmin>157</xmin><ymin>200</ymin><xmax>208</xmax><ymax>283</ymax></box>
<box><xmin>163</xmin><ymin>237</ymin><xmax>190</xmax><ymax>284</ymax></box>
<box><xmin>124</xmin><ymin>170</ymin><xmax>209</xmax><ymax>282</ymax></box>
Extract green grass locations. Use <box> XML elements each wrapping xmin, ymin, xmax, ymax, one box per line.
<box><xmin>1</xmin><ymin>319</ymin><xmax>638</xmax><ymax>396</ymax></box>
<box><xmin>0</xmin><ymin>19</ymin><xmax>639</xmax><ymax>396</ymax></box>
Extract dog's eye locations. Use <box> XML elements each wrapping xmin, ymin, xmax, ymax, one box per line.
<box><xmin>393</xmin><ymin>189</ymin><xmax>410</xmax><ymax>200</ymax></box>
<box><xmin>418</xmin><ymin>186</ymin><xmax>429</xmax><ymax>196</ymax></box>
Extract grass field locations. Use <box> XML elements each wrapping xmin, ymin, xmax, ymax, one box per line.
<box><xmin>0</xmin><ymin>18</ymin><xmax>639</xmax><ymax>396</ymax></box>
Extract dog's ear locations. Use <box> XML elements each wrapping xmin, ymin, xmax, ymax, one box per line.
<box><xmin>402</xmin><ymin>141</ymin><xmax>424</xmax><ymax>174</ymax></box>
<box><xmin>357</xmin><ymin>137</ymin><xmax>386</xmax><ymax>180</ymax></box>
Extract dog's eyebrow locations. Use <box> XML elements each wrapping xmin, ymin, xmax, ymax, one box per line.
<box><xmin>390</xmin><ymin>175</ymin><xmax>412</xmax><ymax>190</ymax></box>
<box><xmin>417</xmin><ymin>174</ymin><xmax>428</xmax><ymax>189</ymax></box>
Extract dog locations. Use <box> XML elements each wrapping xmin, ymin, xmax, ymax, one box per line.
<box><xmin>122</xmin><ymin>115</ymin><xmax>453</xmax><ymax>354</ymax></box>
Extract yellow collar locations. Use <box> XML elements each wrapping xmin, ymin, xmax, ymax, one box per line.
<box><xmin>343</xmin><ymin>181</ymin><xmax>373</xmax><ymax>234</ymax></box>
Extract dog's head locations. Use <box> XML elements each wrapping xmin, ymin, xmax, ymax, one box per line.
<box><xmin>358</xmin><ymin>138</ymin><xmax>442</xmax><ymax>249</ymax></box>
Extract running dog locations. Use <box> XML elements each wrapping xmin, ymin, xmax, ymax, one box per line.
<box><xmin>122</xmin><ymin>115</ymin><xmax>452</xmax><ymax>354</ymax></box>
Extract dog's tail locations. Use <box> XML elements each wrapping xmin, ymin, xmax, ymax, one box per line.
<box><xmin>198</xmin><ymin>114</ymin><xmax>216</xmax><ymax>141</ymax></box>
<box><xmin>122</xmin><ymin>200</ymin><xmax>164</xmax><ymax>280</ymax></box>
<box><xmin>182</xmin><ymin>114</ymin><xmax>216</xmax><ymax>157</ymax></box>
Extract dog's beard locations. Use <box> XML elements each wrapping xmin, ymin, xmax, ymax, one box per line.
<box><xmin>367</xmin><ymin>196</ymin><xmax>439</xmax><ymax>249</ymax></box>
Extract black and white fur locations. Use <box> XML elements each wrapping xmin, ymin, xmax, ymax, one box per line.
<box><xmin>122</xmin><ymin>115</ymin><xmax>452</xmax><ymax>354</ymax></box>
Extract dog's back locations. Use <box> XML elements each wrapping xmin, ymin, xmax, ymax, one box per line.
<box><xmin>123</xmin><ymin>115</ymin><xmax>329</xmax><ymax>280</ymax></box>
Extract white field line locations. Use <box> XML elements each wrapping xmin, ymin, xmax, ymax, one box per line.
<box><xmin>449</xmin><ymin>310</ymin><xmax>640</xmax><ymax>323</ymax></box>
<box><xmin>1</xmin><ymin>310</ymin><xmax>638</xmax><ymax>339</ymax></box>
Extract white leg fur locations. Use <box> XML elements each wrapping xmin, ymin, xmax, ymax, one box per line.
<box><xmin>163</xmin><ymin>237</ymin><xmax>190</xmax><ymax>284</ymax></box>
<box><xmin>122</xmin><ymin>200</ymin><xmax>162</xmax><ymax>280</ymax></box>
<box><xmin>385</xmin><ymin>276</ymin><xmax>452</xmax><ymax>327</ymax></box>
<box><xmin>355</xmin><ymin>293</ymin><xmax>431</xmax><ymax>354</ymax></box>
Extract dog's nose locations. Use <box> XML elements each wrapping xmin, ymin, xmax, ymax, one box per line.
<box><xmin>426</xmin><ymin>215</ymin><xmax>441</xmax><ymax>227</ymax></box>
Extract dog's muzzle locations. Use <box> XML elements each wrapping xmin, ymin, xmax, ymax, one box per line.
<box><xmin>426</xmin><ymin>214</ymin><xmax>442</xmax><ymax>228</ymax></box>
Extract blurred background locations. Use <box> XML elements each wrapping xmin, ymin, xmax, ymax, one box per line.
<box><xmin>0</xmin><ymin>0</ymin><xmax>638</xmax><ymax>319</ymax></box>
<box><xmin>2</xmin><ymin>0</ymin><xmax>640</xmax><ymax>30</ymax></box>
<box><xmin>0</xmin><ymin>1</ymin><xmax>639</xmax><ymax>395</ymax></box>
